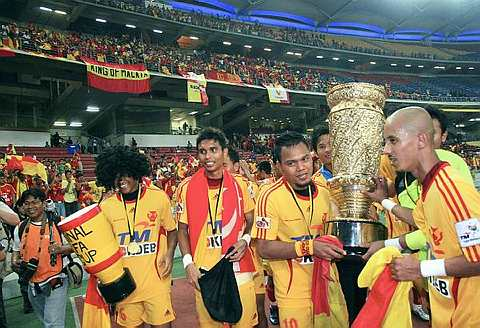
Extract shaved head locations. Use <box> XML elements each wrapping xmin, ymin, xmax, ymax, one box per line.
<box><xmin>383</xmin><ymin>106</ymin><xmax>439</xmax><ymax>176</ymax></box>
<box><xmin>386</xmin><ymin>106</ymin><xmax>434</xmax><ymax>142</ymax></box>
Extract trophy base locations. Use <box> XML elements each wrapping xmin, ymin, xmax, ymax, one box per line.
<box><xmin>325</xmin><ymin>219</ymin><xmax>387</xmax><ymax>256</ymax></box>
<box><xmin>99</xmin><ymin>268</ymin><xmax>136</xmax><ymax>304</ymax></box>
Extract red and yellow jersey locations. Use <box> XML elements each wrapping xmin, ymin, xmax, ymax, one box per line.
<box><xmin>252</xmin><ymin>178</ymin><xmax>331</xmax><ymax>306</ymax></box>
<box><xmin>178</xmin><ymin>175</ymin><xmax>254</xmax><ymax>270</ymax></box>
<box><xmin>312</xmin><ymin>170</ymin><xmax>328</xmax><ymax>189</ymax></box>
<box><xmin>413</xmin><ymin>162</ymin><xmax>480</xmax><ymax>327</ymax></box>
<box><xmin>233</xmin><ymin>174</ymin><xmax>257</xmax><ymax>204</ymax></box>
<box><xmin>100</xmin><ymin>186</ymin><xmax>176</xmax><ymax>303</ymax></box>
<box><xmin>379</xmin><ymin>154</ymin><xmax>396</xmax><ymax>182</ymax></box>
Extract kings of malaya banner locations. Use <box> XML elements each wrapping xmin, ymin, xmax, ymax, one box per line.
<box><xmin>82</xmin><ymin>57</ymin><xmax>150</xmax><ymax>94</ymax></box>
<box><xmin>183</xmin><ymin>72</ymin><xmax>209</xmax><ymax>106</ymax></box>
<box><xmin>265</xmin><ymin>83</ymin><xmax>290</xmax><ymax>104</ymax></box>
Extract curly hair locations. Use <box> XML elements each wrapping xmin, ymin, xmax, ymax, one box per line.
<box><xmin>95</xmin><ymin>146</ymin><xmax>150</xmax><ymax>189</ymax></box>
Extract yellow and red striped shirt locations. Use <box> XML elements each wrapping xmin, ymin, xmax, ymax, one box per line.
<box><xmin>252</xmin><ymin>178</ymin><xmax>331</xmax><ymax>306</ymax></box>
<box><xmin>413</xmin><ymin>162</ymin><xmax>480</xmax><ymax>327</ymax></box>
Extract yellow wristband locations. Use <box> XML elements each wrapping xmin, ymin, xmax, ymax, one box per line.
<box><xmin>294</xmin><ymin>240</ymin><xmax>314</xmax><ymax>257</ymax></box>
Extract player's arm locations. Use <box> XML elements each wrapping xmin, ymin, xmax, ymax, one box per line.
<box><xmin>0</xmin><ymin>202</ymin><xmax>20</xmax><ymax>226</ymax></box>
<box><xmin>445</xmin><ymin>256</ymin><xmax>480</xmax><ymax>277</ymax></box>
<box><xmin>363</xmin><ymin>176</ymin><xmax>416</xmax><ymax>227</ymax></box>
<box><xmin>253</xmin><ymin>192</ymin><xmax>344</xmax><ymax>261</ymax></box>
<box><xmin>177</xmin><ymin>221</ymin><xmax>201</xmax><ymax>290</ymax></box>
<box><xmin>227</xmin><ymin>184</ymin><xmax>255</xmax><ymax>262</ymax></box>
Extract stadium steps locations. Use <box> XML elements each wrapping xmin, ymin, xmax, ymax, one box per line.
<box><xmin>0</xmin><ymin>147</ymin><xmax>96</xmax><ymax>181</ymax></box>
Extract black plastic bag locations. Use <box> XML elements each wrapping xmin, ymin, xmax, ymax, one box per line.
<box><xmin>198</xmin><ymin>248</ymin><xmax>243</xmax><ymax>324</ymax></box>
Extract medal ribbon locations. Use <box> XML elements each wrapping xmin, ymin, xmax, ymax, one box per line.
<box><xmin>121</xmin><ymin>185</ymin><xmax>141</xmax><ymax>246</ymax></box>
<box><xmin>286</xmin><ymin>182</ymin><xmax>314</xmax><ymax>238</ymax></box>
<box><xmin>207</xmin><ymin>177</ymin><xmax>223</xmax><ymax>235</ymax></box>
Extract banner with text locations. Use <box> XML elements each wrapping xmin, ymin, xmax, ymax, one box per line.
<box><xmin>266</xmin><ymin>84</ymin><xmax>290</xmax><ymax>104</ymax></box>
<box><xmin>184</xmin><ymin>72</ymin><xmax>208</xmax><ymax>106</ymax></box>
<box><xmin>82</xmin><ymin>57</ymin><xmax>150</xmax><ymax>94</ymax></box>
<box><xmin>206</xmin><ymin>70</ymin><xmax>242</xmax><ymax>84</ymax></box>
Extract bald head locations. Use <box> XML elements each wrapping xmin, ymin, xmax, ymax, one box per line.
<box><xmin>386</xmin><ymin>106</ymin><xmax>434</xmax><ymax>140</ymax></box>
<box><xmin>383</xmin><ymin>106</ymin><xmax>439</xmax><ymax>174</ymax></box>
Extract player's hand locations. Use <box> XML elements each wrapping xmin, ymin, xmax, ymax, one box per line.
<box><xmin>313</xmin><ymin>241</ymin><xmax>345</xmax><ymax>260</ymax></box>
<box><xmin>157</xmin><ymin>254</ymin><xmax>173</xmax><ymax>278</ymax></box>
<box><xmin>362</xmin><ymin>177</ymin><xmax>388</xmax><ymax>203</ymax></box>
<box><xmin>362</xmin><ymin>240</ymin><xmax>385</xmax><ymax>261</ymax></box>
<box><xmin>185</xmin><ymin>263</ymin><xmax>201</xmax><ymax>291</ymax></box>
<box><xmin>226</xmin><ymin>239</ymin><xmax>248</xmax><ymax>262</ymax></box>
<box><xmin>390</xmin><ymin>255</ymin><xmax>422</xmax><ymax>281</ymax></box>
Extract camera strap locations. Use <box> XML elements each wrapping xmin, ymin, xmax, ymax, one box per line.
<box><xmin>20</xmin><ymin>216</ymin><xmax>47</xmax><ymax>261</ymax></box>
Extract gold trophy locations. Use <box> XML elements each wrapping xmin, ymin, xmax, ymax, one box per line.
<box><xmin>324</xmin><ymin>82</ymin><xmax>388</xmax><ymax>255</ymax></box>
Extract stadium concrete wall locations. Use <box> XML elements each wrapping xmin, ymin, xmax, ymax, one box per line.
<box><xmin>123</xmin><ymin>134</ymin><xmax>197</xmax><ymax>147</ymax></box>
<box><xmin>0</xmin><ymin>130</ymin><xmax>49</xmax><ymax>146</ymax></box>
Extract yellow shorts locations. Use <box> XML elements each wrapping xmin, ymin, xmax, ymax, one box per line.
<box><xmin>195</xmin><ymin>280</ymin><xmax>258</xmax><ymax>328</ymax></box>
<box><xmin>115</xmin><ymin>292</ymin><xmax>175</xmax><ymax>327</ymax></box>
<box><xmin>278</xmin><ymin>302</ymin><xmax>313</xmax><ymax>328</ymax></box>
<box><xmin>254</xmin><ymin>271</ymin><xmax>266</xmax><ymax>295</ymax></box>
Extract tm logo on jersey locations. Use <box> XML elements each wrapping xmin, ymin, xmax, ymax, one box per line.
<box><xmin>118</xmin><ymin>229</ymin><xmax>157</xmax><ymax>257</ymax></box>
<box><xmin>206</xmin><ymin>220</ymin><xmax>223</xmax><ymax>249</ymax></box>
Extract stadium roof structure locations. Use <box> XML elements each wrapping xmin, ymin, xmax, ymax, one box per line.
<box><xmin>174</xmin><ymin>0</ymin><xmax>480</xmax><ymax>42</ymax></box>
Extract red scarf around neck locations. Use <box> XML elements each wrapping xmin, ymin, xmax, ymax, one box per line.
<box><xmin>186</xmin><ymin>168</ymin><xmax>255</xmax><ymax>273</ymax></box>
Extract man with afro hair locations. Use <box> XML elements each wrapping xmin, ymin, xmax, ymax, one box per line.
<box><xmin>96</xmin><ymin>146</ymin><xmax>177</xmax><ymax>328</ymax></box>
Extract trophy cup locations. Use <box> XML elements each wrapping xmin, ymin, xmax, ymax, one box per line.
<box><xmin>324</xmin><ymin>82</ymin><xmax>388</xmax><ymax>256</ymax></box>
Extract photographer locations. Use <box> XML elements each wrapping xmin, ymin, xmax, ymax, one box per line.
<box><xmin>12</xmin><ymin>189</ymin><xmax>73</xmax><ymax>328</ymax></box>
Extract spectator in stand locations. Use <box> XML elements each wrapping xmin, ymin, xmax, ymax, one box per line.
<box><xmin>0</xmin><ymin>171</ymin><xmax>16</xmax><ymax>208</ymax></box>
<box><xmin>48</xmin><ymin>173</ymin><xmax>65</xmax><ymax>218</ymax></box>
<box><xmin>61</xmin><ymin>170</ymin><xmax>79</xmax><ymax>217</ymax></box>
<box><xmin>130</xmin><ymin>137</ymin><xmax>138</xmax><ymax>148</ymax></box>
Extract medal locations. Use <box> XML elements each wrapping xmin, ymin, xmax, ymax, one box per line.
<box><xmin>127</xmin><ymin>241</ymin><xmax>141</xmax><ymax>254</ymax></box>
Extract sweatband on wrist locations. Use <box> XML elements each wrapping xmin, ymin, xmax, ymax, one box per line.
<box><xmin>241</xmin><ymin>234</ymin><xmax>251</xmax><ymax>246</ymax></box>
<box><xmin>381</xmin><ymin>199</ymin><xmax>396</xmax><ymax>211</ymax></box>
<box><xmin>384</xmin><ymin>238</ymin><xmax>403</xmax><ymax>250</ymax></box>
<box><xmin>294</xmin><ymin>240</ymin><xmax>314</xmax><ymax>257</ymax></box>
<box><xmin>420</xmin><ymin>259</ymin><xmax>447</xmax><ymax>277</ymax></box>
<box><xmin>182</xmin><ymin>254</ymin><xmax>193</xmax><ymax>269</ymax></box>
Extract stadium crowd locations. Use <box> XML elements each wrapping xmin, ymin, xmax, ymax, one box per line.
<box><xmin>2</xmin><ymin>22</ymin><xmax>480</xmax><ymax>102</ymax></box>
<box><xmin>87</xmin><ymin>0</ymin><xmax>473</xmax><ymax>61</ymax></box>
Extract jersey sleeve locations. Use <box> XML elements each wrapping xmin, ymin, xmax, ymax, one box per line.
<box><xmin>412</xmin><ymin>200</ymin><xmax>428</xmax><ymax>236</ymax></box>
<box><xmin>159</xmin><ymin>191</ymin><xmax>176</xmax><ymax>231</ymax></box>
<box><xmin>238</xmin><ymin>178</ymin><xmax>255</xmax><ymax>214</ymax></box>
<box><xmin>178</xmin><ymin>181</ymin><xmax>189</xmax><ymax>225</ymax></box>
<box><xmin>251</xmin><ymin>188</ymin><xmax>279</xmax><ymax>241</ymax></box>
<box><xmin>450</xmin><ymin>181</ymin><xmax>480</xmax><ymax>262</ymax></box>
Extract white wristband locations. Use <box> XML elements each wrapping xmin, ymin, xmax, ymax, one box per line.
<box><xmin>182</xmin><ymin>254</ymin><xmax>193</xmax><ymax>269</ymax></box>
<box><xmin>381</xmin><ymin>199</ymin><xmax>396</xmax><ymax>211</ymax></box>
<box><xmin>241</xmin><ymin>234</ymin><xmax>251</xmax><ymax>246</ymax></box>
<box><xmin>420</xmin><ymin>259</ymin><xmax>447</xmax><ymax>277</ymax></box>
<box><xmin>384</xmin><ymin>238</ymin><xmax>403</xmax><ymax>250</ymax></box>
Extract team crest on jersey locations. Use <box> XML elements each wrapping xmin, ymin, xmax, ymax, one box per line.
<box><xmin>147</xmin><ymin>211</ymin><xmax>157</xmax><ymax>222</ymax></box>
<box><xmin>256</xmin><ymin>216</ymin><xmax>271</xmax><ymax>229</ymax></box>
<box><xmin>430</xmin><ymin>226</ymin><xmax>443</xmax><ymax>246</ymax></box>
<box><xmin>456</xmin><ymin>218</ymin><xmax>480</xmax><ymax>247</ymax></box>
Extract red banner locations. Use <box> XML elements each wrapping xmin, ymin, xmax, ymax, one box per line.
<box><xmin>82</xmin><ymin>57</ymin><xmax>150</xmax><ymax>94</ymax></box>
<box><xmin>0</xmin><ymin>47</ymin><xmax>15</xmax><ymax>57</ymax></box>
<box><xmin>206</xmin><ymin>70</ymin><xmax>242</xmax><ymax>84</ymax></box>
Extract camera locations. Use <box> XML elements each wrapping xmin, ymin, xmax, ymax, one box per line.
<box><xmin>18</xmin><ymin>258</ymin><xmax>39</xmax><ymax>285</ymax></box>
<box><xmin>45</xmin><ymin>199</ymin><xmax>56</xmax><ymax>212</ymax></box>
